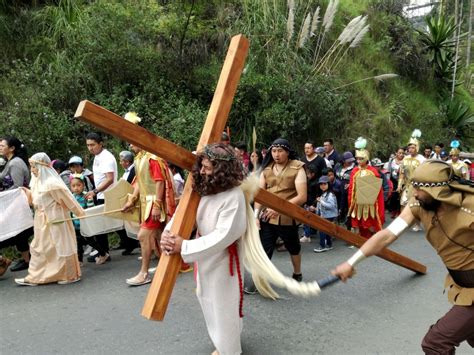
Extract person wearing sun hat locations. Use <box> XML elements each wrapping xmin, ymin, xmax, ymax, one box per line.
<box><xmin>333</xmin><ymin>159</ymin><xmax>474</xmax><ymax>354</ymax></box>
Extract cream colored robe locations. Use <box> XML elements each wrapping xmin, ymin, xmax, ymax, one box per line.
<box><xmin>176</xmin><ymin>186</ymin><xmax>247</xmax><ymax>355</ymax></box>
<box><xmin>26</xmin><ymin>187</ymin><xmax>84</xmax><ymax>284</ymax></box>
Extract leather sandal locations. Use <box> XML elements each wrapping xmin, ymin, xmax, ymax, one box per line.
<box><xmin>126</xmin><ymin>272</ymin><xmax>151</xmax><ymax>286</ymax></box>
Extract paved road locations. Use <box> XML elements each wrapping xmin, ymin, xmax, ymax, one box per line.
<box><xmin>0</xmin><ymin>229</ymin><xmax>471</xmax><ymax>354</ymax></box>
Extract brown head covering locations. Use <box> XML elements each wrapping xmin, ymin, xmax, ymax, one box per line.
<box><xmin>411</xmin><ymin>160</ymin><xmax>473</xmax><ymax>206</ymax></box>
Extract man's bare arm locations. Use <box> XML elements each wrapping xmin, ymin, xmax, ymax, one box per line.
<box><xmin>333</xmin><ymin>205</ymin><xmax>417</xmax><ymax>281</ymax></box>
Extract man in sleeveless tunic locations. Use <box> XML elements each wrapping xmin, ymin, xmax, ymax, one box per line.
<box><xmin>254</xmin><ymin>138</ymin><xmax>307</xmax><ymax>281</ymax></box>
<box><xmin>160</xmin><ymin>143</ymin><xmax>247</xmax><ymax>355</ymax></box>
<box><xmin>333</xmin><ymin>160</ymin><xmax>474</xmax><ymax>354</ymax></box>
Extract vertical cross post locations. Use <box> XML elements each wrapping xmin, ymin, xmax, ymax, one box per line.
<box><xmin>141</xmin><ymin>34</ymin><xmax>249</xmax><ymax>320</ymax></box>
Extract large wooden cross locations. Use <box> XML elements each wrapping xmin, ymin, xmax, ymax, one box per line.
<box><xmin>75</xmin><ymin>34</ymin><xmax>426</xmax><ymax>322</ymax></box>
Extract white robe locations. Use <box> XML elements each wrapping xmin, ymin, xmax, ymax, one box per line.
<box><xmin>180</xmin><ymin>186</ymin><xmax>247</xmax><ymax>355</ymax></box>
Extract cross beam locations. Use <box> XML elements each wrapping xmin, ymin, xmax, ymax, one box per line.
<box><xmin>75</xmin><ymin>35</ymin><xmax>426</xmax><ymax>322</ymax></box>
<box><xmin>75</xmin><ymin>101</ymin><xmax>427</xmax><ymax>316</ymax></box>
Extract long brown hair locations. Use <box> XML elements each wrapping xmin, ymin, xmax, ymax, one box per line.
<box><xmin>192</xmin><ymin>143</ymin><xmax>244</xmax><ymax>196</ymax></box>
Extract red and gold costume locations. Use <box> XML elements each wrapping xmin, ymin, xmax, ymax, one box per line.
<box><xmin>348</xmin><ymin>165</ymin><xmax>385</xmax><ymax>237</ymax></box>
<box><xmin>134</xmin><ymin>151</ymin><xmax>176</xmax><ymax>229</ymax></box>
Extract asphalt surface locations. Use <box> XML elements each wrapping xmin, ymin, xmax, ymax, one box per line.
<box><xmin>1</xmin><ymin>227</ymin><xmax>471</xmax><ymax>355</ymax></box>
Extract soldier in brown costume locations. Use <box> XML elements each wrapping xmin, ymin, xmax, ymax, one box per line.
<box><xmin>254</xmin><ymin>138</ymin><xmax>307</xmax><ymax>282</ymax></box>
<box><xmin>333</xmin><ymin>160</ymin><xmax>474</xmax><ymax>354</ymax></box>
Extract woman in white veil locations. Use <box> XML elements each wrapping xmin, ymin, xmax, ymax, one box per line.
<box><xmin>15</xmin><ymin>152</ymin><xmax>85</xmax><ymax>286</ymax></box>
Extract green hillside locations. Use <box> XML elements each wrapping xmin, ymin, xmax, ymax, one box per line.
<box><xmin>0</xmin><ymin>0</ymin><xmax>472</xmax><ymax>160</ymax></box>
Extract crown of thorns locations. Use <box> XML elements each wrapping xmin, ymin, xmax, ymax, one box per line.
<box><xmin>204</xmin><ymin>145</ymin><xmax>236</xmax><ymax>161</ymax></box>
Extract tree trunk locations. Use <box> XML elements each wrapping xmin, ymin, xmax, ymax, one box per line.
<box><xmin>452</xmin><ymin>0</ymin><xmax>463</xmax><ymax>100</ymax></box>
<box><xmin>466</xmin><ymin>0</ymin><xmax>473</xmax><ymax>91</ymax></box>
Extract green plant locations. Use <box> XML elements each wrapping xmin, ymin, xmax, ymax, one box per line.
<box><xmin>441</xmin><ymin>97</ymin><xmax>474</xmax><ymax>137</ymax></box>
<box><xmin>418</xmin><ymin>15</ymin><xmax>458</xmax><ymax>87</ymax></box>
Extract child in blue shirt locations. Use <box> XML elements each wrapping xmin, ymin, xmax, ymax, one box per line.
<box><xmin>70</xmin><ymin>174</ymin><xmax>93</xmax><ymax>263</ymax></box>
<box><xmin>314</xmin><ymin>175</ymin><xmax>338</xmax><ymax>253</ymax></box>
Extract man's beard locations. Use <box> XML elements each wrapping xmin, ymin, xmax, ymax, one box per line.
<box><xmin>418</xmin><ymin>198</ymin><xmax>441</xmax><ymax>212</ymax></box>
<box><xmin>195</xmin><ymin>174</ymin><xmax>217</xmax><ymax>196</ymax></box>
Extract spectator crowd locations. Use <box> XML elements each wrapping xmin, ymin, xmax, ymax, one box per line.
<box><xmin>0</xmin><ymin>129</ymin><xmax>472</xmax><ymax>287</ymax></box>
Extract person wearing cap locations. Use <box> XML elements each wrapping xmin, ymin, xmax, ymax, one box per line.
<box><xmin>332</xmin><ymin>160</ymin><xmax>474</xmax><ymax>354</ymax></box>
<box><xmin>440</xmin><ymin>150</ymin><xmax>449</xmax><ymax>161</ymax></box>
<box><xmin>313</xmin><ymin>175</ymin><xmax>338</xmax><ymax>253</ymax></box>
<box><xmin>68</xmin><ymin>155</ymin><xmax>94</xmax><ymax>192</ymax></box>
<box><xmin>254</xmin><ymin>138</ymin><xmax>307</xmax><ymax>282</ymax></box>
<box><xmin>348</xmin><ymin>138</ymin><xmax>385</xmax><ymax>238</ymax></box>
<box><xmin>335</xmin><ymin>151</ymin><xmax>357</xmax><ymax>227</ymax></box>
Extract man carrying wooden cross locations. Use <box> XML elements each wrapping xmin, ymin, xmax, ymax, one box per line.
<box><xmin>160</xmin><ymin>143</ymin><xmax>324</xmax><ymax>354</ymax></box>
<box><xmin>75</xmin><ymin>35</ymin><xmax>427</xmax><ymax>325</ymax></box>
<box><xmin>160</xmin><ymin>143</ymin><xmax>247</xmax><ymax>355</ymax></box>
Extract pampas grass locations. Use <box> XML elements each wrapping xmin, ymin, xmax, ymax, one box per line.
<box><xmin>350</xmin><ymin>24</ymin><xmax>370</xmax><ymax>48</ymax></box>
<box><xmin>373</xmin><ymin>73</ymin><xmax>399</xmax><ymax>81</ymax></box>
<box><xmin>310</xmin><ymin>6</ymin><xmax>320</xmax><ymax>37</ymax></box>
<box><xmin>297</xmin><ymin>12</ymin><xmax>311</xmax><ymax>48</ymax></box>
<box><xmin>322</xmin><ymin>0</ymin><xmax>338</xmax><ymax>33</ymax></box>
<box><xmin>313</xmin><ymin>0</ymin><xmax>339</xmax><ymax>66</ymax></box>
<box><xmin>317</xmin><ymin>16</ymin><xmax>369</xmax><ymax>74</ymax></box>
<box><xmin>286</xmin><ymin>0</ymin><xmax>295</xmax><ymax>43</ymax></box>
<box><xmin>330</xmin><ymin>74</ymin><xmax>399</xmax><ymax>91</ymax></box>
<box><xmin>315</xmin><ymin>15</ymin><xmax>367</xmax><ymax>74</ymax></box>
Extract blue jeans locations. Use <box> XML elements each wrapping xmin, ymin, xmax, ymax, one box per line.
<box><xmin>319</xmin><ymin>217</ymin><xmax>335</xmax><ymax>248</ymax></box>
<box><xmin>303</xmin><ymin>224</ymin><xmax>317</xmax><ymax>237</ymax></box>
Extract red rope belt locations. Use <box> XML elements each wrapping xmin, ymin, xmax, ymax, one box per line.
<box><xmin>228</xmin><ymin>242</ymin><xmax>244</xmax><ymax>318</ymax></box>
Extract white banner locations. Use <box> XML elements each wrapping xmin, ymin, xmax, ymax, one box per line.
<box><xmin>0</xmin><ymin>189</ymin><xmax>34</xmax><ymax>242</ymax></box>
<box><xmin>80</xmin><ymin>205</ymin><xmax>124</xmax><ymax>237</ymax></box>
